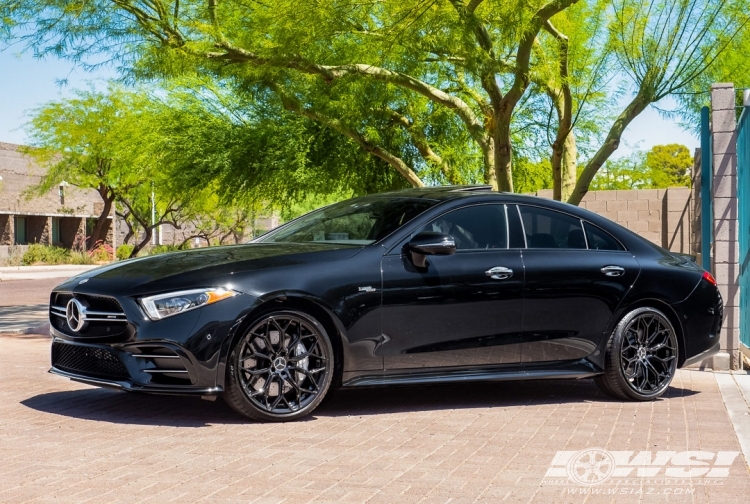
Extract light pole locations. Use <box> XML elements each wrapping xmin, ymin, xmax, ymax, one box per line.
<box><xmin>151</xmin><ymin>181</ymin><xmax>156</xmax><ymax>245</ymax></box>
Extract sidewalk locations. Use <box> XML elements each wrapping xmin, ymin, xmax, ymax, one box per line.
<box><xmin>0</xmin><ymin>265</ymin><xmax>97</xmax><ymax>281</ymax></box>
<box><xmin>716</xmin><ymin>371</ymin><xmax>750</xmax><ymax>471</ymax></box>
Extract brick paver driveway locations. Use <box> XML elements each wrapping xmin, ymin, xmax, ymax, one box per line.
<box><xmin>2</xmin><ymin>334</ymin><xmax>749</xmax><ymax>503</ymax></box>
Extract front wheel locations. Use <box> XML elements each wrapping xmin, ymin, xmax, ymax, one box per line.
<box><xmin>595</xmin><ymin>307</ymin><xmax>679</xmax><ymax>401</ymax></box>
<box><xmin>224</xmin><ymin>310</ymin><xmax>334</xmax><ymax>421</ymax></box>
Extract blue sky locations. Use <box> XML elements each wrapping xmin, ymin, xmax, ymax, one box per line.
<box><xmin>0</xmin><ymin>50</ymin><xmax>699</xmax><ymax>157</ymax></box>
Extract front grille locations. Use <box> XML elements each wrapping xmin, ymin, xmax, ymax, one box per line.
<box><xmin>51</xmin><ymin>342</ymin><xmax>129</xmax><ymax>380</ymax></box>
<box><xmin>49</xmin><ymin>292</ymin><xmax>129</xmax><ymax>338</ymax></box>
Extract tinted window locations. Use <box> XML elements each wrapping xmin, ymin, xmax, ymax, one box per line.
<box><xmin>262</xmin><ymin>197</ymin><xmax>435</xmax><ymax>245</ymax></box>
<box><xmin>584</xmin><ymin>222</ymin><xmax>624</xmax><ymax>251</ymax></box>
<box><xmin>519</xmin><ymin>206</ymin><xmax>586</xmax><ymax>249</ymax></box>
<box><xmin>418</xmin><ymin>205</ymin><xmax>507</xmax><ymax>250</ymax></box>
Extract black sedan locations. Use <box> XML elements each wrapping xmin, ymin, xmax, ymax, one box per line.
<box><xmin>48</xmin><ymin>186</ymin><xmax>723</xmax><ymax>421</ymax></box>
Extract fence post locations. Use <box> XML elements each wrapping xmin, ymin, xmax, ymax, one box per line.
<box><xmin>700</xmin><ymin>106</ymin><xmax>712</xmax><ymax>271</ymax></box>
<box><xmin>710</xmin><ymin>83</ymin><xmax>740</xmax><ymax>370</ymax></box>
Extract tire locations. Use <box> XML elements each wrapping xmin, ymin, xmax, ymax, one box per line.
<box><xmin>224</xmin><ymin>310</ymin><xmax>334</xmax><ymax>421</ymax></box>
<box><xmin>595</xmin><ymin>307</ymin><xmax>678</xmax><ymax>401</ymax></box>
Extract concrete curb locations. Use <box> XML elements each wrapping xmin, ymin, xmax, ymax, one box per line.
<box><xmin>0</xmin><ymin>265</ymin><xmax>97</xmax><ymax>281</ymax></box>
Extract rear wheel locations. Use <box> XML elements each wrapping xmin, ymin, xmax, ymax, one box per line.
<box><xmin>224</xmin><ymin>310</ymin><xmax>334</xmax><ymax>421</ymax></box>
<box><xmin>595</xmin><ymin>307</ymin><xmax>678</xmax><ymax>401</ymax></box>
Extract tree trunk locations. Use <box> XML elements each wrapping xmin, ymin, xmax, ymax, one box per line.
<box><xmin>567</xmin><ymin>95</ymin><xmax>649</xmax><ymax>205</ymax></box>
<box><xmin>493</xmin><ymin>112</ymin><xmax>514</xmax><ymax>193</ymax></box>
<box><xmin>89</xmin><ymin>185</ymin><xmax>115</xmax><ymax>250</ymax></box>
<box><xmin>561</xmin><ymin>133</ymin><xmax>577</xmax><ymax>201</ymax></box>
<box><xmin>483</xmin><ymin>140</ymin><xmax>498</xmax><ymax>190</ymax></box>
<box><xmin>129</xmin><ymin>229</ymin><xmax>152</xmax><ymax>258</ymax></box>
<box><xmin>549</xmin><ymin>99</ymin><xmax>577</xmax><ymax>202</ymax></box>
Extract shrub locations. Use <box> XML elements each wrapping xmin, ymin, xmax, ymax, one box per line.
<box><xmin>0</xmin><ymin>245</ymin><xmax>24</xmax><ymax>266</ymax></box>
<box><xmin>21</xmin><ymin>244</ymin><xmax>71</xmax><ymax>265</ymax></box>
<box><xmin>69</xmin><ymin>252</ymin><xmax>94</xmax><ymax>265</ymax></box>
<box><xmin>116</xmin><ymin>244</ymin><xmax>134</xmax><ymax>260</ymax></box>
<box><xmin>88</xmin><ymin>240</ymin><xmax>114</xmax><ymax>262</ymax></box>
<box><xmin>141</xmin><ymin>244</ymin><xmax>186</xmax><ymax>256</ymax></box>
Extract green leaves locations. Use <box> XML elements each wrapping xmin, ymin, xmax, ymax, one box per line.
<box><xmin>4</xmin><ymin>0</ymin><xmax>745</xmax><ymax>204</ymax></box>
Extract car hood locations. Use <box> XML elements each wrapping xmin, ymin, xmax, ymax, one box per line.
<box><xmin>55</xmin><ymin>243</ymin><xmax>364</xmax><ymax>295</ymax></box>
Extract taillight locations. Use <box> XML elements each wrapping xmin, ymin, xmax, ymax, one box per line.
<box><xmin>703</xmin><ymin>271</ymin><xmax>717</xmax><ymax>286</ymax></box>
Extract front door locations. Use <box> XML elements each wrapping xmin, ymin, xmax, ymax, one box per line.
<box><xmin>380</xmin><ymin>203</ymin><xmax>524</xmax><ymax>370</ymax></box>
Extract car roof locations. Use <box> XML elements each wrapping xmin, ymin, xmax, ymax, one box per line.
<box><xmin>371</xmin><ymin>185</ymin><xmax>571</xmax><ymax>207</ymax></box>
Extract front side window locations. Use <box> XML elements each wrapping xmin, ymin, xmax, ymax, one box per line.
<box><xmin>519</xmin><ymin>205</ymin><xmax>586</xmax><ymax>249</ymax></box>
<box><xmin>260</xmin><ymin>197</ymin><xmax>436</xmax><ymax>245</ymax></box>
<box><xmin>417</xmin><ymin>204</ymin><xmax>507</xmax><ymax>250</ymax></box>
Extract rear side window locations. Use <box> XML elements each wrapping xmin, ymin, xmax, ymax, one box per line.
<box><xmin>518</xmin><ymin>205</ymin><xmax>586</xmax><ymax>249</ymax></box>
<box><xmin>418</xmin><ymin>204</ymin><xmax>507</xmax><ymax>250</ymax></box>
<box><xmin>584</xmin><ymin>222</ymin><xmax>624</xmax><ymax>251</ymax></box>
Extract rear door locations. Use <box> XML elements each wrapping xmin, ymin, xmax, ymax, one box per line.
<box><xmin>515</xmin><ymin>204</ymin><xmax>640</xmax><ymax>363</ymax></box>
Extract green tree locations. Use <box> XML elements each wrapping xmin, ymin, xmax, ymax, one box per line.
<box><xmin>589</xmin><ymin>152</ymin><xmax>649</xmax><ymax>190</ymax></box>
<box><xmin>25</xmin><ymin>87</ymin><xmax>218</xmax><ymax>257</ymax></box>
<box><xmin>567</xmin><ymin>0</ymin><xmax>748</xmax><ymax>204</ymax></box>
<box><xmin>589</xmin><ymin>144</ymin><xmax>693</xmax><ymax>190</ymax></box>
<box><xmin>23</xmin><ymin>89</ymin><xmax>154</xmax><ymax>249</ymax></box>
<box><xmin>2</xmin><ymin>0</ymin><xmax>743</xmax><ymax>204</ymax></box>
<box><xmin>0</xmin><ymin>0</ymin><xmax>584</xmax><ymax>192</ymax></box>
<box><xmin>644</xmin><ymin>144</ymin><xmax>693</xmax><ymax>188</ymax></box>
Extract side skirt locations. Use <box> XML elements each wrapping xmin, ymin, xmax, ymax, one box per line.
<box><xmin>342</xmin><ymin>359</ymin><xmax>602</xmax><ymax>388</ymax></box>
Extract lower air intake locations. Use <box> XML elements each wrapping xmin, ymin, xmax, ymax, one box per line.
<box><xmin>52</xmin><ymin>342</ymin><xmax>129</xmax><ymax>380</ymax></box>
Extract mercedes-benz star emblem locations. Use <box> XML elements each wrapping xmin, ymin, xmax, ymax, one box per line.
<box><xmin>65</xmin><ymin>298</ymin><xmax>86</xmax><ymax>333</ymax></box>
<box><xmin>273</xmin><ymin>357</ymin><xmax>287</xmax><ymax>372</ymax></box>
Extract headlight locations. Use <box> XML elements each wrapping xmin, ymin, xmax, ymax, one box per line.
<box><xmin>139</xmin><ymin>287</ymin><xmax>240</xmax><ymax>320</ymax></box>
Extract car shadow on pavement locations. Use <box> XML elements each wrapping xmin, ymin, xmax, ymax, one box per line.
<box><xmin>313</xmin><ymin>379</ymin><xmax>698</xmax><ymax>418</ymax></box>
<box><xmin>21</xmin><ymin>378</ymin><xmax>698</xmax><ymax>426</ymax></box>
<box><xmin>22</xmin><ymin>388</ymin><xmax>246</xmax><ymax>427</ymax></box>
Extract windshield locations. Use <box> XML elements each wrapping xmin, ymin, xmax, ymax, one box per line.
<box><xmin>259</xmin><ymin>196</ymin><xmax>436</xmax><ymax>245</ymax></box>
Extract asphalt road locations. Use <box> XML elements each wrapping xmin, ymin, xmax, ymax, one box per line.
<box><xmin>0</xmin><ymin>277</ymin><xmax>61</xmax><ymax>306</ymax></box>
<box><xmin>0</xmin><ymin>278</ymin><xmax>61</xmax><ymax>333</ymax></box>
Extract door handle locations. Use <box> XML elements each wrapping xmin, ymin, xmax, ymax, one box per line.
<box><xmin>486</xmin><ymin>266</ymin><xmax>513</xmax><ymax>280</ymax></box>
<box><xmin>601</xmin><ymin>265</ymin><xmax>625</xmax><ymax>277</ymax></box>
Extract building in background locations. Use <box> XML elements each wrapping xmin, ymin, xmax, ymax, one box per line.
<box><xmin>0</xmin><ymin>142</ymin><xmax>112</xmax><ymax>259</ymax></box>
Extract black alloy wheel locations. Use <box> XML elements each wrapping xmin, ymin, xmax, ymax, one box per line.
<box><xmin>595</xmin><ymin>307</ymin><xmax>678</xmax><ymax>401</ymax></box>
<box><xmin>224</xmin><ymin>310</ymin><xmax>334</xmax><ymax>421</ymax></box>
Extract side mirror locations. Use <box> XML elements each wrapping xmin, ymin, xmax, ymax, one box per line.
<box><xmin>407</xmin><ymin>231</ymin><xmax>456</xmax><ymax>268</ymax></box>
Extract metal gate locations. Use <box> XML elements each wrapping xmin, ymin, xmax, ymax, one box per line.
<box><xmin>736</xmin><ymin>108</ymin><xmax>750</xmax><ymax>348</ymax></box>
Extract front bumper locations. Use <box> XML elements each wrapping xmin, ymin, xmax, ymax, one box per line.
<box><xmin>49</xmin><ymin>337</ymin><xmax>226</xmax><ymax>395</ymax></box>
<box><xmin>49</xmin><ymin>366</ymin><xmax>223</xmax><ymax>396</ymax></box>
<box><xmin>47</xmin><ymin>289</ymin><xmax>255</xmax><ymax>394</ymax></box>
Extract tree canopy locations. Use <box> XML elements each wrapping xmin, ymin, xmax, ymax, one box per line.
<box><xmin>589</xmin><ymin>144</ymin><xmax>693</xmax><ymax>190</ymax></box>
<box><xmin>2</xmin><ymin>0</ymin><xmax>745</xmax><ymax>205</ymax></box>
